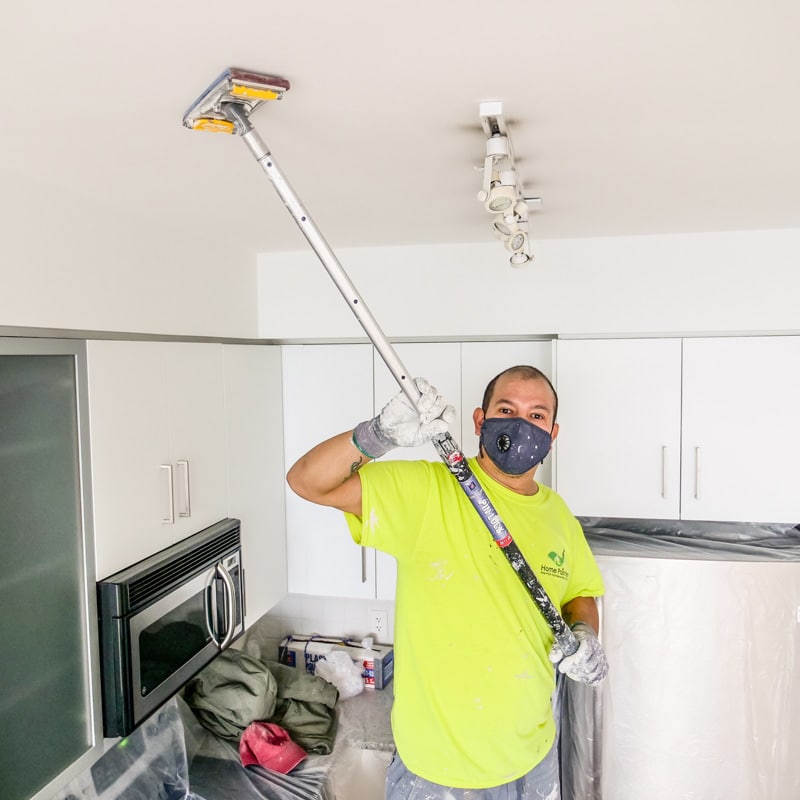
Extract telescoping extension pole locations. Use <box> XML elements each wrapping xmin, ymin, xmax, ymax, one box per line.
<box><xmin>218</xmin><ymin>99</ymin><xmax>577</xmax><ymax>658</ymax></box>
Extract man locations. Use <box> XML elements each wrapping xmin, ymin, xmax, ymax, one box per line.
<box><xmin>287</xmin><ymin>365</ymin><xmax>607</xmax><ymax>799</ymax></box>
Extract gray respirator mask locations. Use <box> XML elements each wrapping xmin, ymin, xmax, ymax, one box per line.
<box><xmin>479</xmin><ymin>417</ymin><xmax>552</xmax><ymax>475</ymax></box>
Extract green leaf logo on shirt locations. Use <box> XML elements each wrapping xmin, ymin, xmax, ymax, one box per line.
<box><xmin>548</xmin><ymin>549</ymin><xmax>565</xmax><ymax>567</ymax></box>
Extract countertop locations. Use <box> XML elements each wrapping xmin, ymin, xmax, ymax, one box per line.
<box><xmin>334</xmin><ymin>683</ymin><xmax>395</xmax><ymax>752</ymax></box>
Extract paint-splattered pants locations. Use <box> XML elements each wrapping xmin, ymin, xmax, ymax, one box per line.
<box><xmin>385</xmin><ymin>742</ymin><xmax>560</xmax><ymax>800</ymax></box>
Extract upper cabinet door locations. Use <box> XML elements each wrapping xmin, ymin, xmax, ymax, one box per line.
<box><xmin>87</xmin><ymin>341</ymin><xmax>228</xmax><ymax>578</ymax></box>
<box><xmin>165</xmin><ymin>342</ymin><xmax>228</xmax><ymax>542</ymax></box>
<box><xmin>680</xmin><ymin>336</ymin><xmax>800</xmax><ymax>524</ymax></box>
<box><xmin>555</xmin><ymin>338</ymin><xmax>683</xmax><ymax>519</ymax></box>
<box><xmin>88</xmin><ymin>340</ymin><xmax>174</xmax><ymax>577</ymax></box>
<box><xmin>223</xmin><ymin>344</ymin><xmax>287</xmax><ymax>626</ymax></box>
<box><xmin>282</xmin><ymin>344</ymin><xmax>375</xmax><ymax>598</ymax></box>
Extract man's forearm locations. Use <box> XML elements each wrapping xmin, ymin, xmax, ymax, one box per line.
<box><xmin>561</xmin><ymin>596</ymin><xmax>600</xmax><ymax>633</ymax></box>
<box><xmin>286</xmin><ymin>430</ymin><xmax>367</xmax><ymax>514</ymax></box>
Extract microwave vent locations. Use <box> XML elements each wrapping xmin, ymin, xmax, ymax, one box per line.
<box><xmin>126</xmin><ymin>525</ymin><xmax>240</xmax><ymax>611</ymax></box>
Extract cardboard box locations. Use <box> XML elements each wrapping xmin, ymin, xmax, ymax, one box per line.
<box><xmin>278</xmin><ymin>635</ymin><xmax>394</xmax><ymax>689</ymax></box>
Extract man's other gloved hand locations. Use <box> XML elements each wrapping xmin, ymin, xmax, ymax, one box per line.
<box><xmin>549</xmin><ymin>622</ymin><xmax>609</xmax><ymax>687</ymax></box>
<box><xmin>352</xmin><ymin>377</ymin><xmax>456</xmax><ymax>459</ymax></box>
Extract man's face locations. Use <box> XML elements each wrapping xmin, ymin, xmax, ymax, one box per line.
<box><xmin>474</xmin><ymin>374</ymin><xmax>559</xmax><ymax>441</ymax></box>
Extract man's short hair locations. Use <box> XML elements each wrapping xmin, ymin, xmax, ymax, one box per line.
<box><xmin>481</xmin><ymin>365</ymin><xmax>559</xmax><ymax>422</ymax></box>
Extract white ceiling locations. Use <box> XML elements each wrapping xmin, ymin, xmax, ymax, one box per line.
<box><xmin>4</xmin><ymin>1</ymin><xmax>800</xmax><ymax>258</ymax></box>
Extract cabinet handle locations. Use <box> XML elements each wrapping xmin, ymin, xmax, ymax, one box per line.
<box><xmin>161</xmin><ymin>464</ymin><xmax>174</xmax><ymax>524</ymax></box>
<box><xmin>694</xmin><ymin>446</ymin><xmax>701</xmax><ymax>500</ymax></box>
<box><xmin>176</xmin><ymin>459</ymin><xmax>191</xmax><ymax>518</ymax></box>
<box><xmin>661</xmin><ymin>446</ymin><xmax>668</xmax><ymax>498</ymax></box>
<box><xmin>361</xmin><ymin>547</ymin><xmax>367</xmax><ymax>584</ymax></box>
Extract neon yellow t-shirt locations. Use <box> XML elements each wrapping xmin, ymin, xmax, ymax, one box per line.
<box><xmin>344</xmin><ymin>456</ymin><xmax>604</xmax><ymax>789</ymax></box>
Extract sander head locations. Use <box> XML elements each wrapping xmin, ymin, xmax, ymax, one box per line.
<box><xmin>183</xmin><ymin>68</ymin><xmax>290</xmax><ymax>133</ymax></box>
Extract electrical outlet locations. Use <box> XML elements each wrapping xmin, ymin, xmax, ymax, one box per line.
<box><xmin>368</xmin><ymin>608</ymin><xmax>389</xmax><ymax>640</ymax></box>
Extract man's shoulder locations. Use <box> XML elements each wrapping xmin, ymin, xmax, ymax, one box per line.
<box><xmin>363</xmin><ymin>457</ymin><xmax>446</xmax><ymax>481</ymax></box>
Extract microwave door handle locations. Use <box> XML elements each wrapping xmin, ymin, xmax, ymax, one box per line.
<box><xmin>216</xmin><ymin>562</ymin><xmax>237</xmax><ymax>650</ymax></box>
<box><xmin>204</xmin><ymin>571</ymin><xmax>222</xmax><ymax>648</ymax></box>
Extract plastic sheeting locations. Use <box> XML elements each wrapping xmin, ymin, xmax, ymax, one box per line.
<box><xmin>51</xmin><ymin>694</ymin><xmax>334</xmax><ymax>800</ymax></box>
<box><xmin>180</xmin><ymin>676</ymin><xmax>395</xmax><ymax>800</ymax></box>
<box><xmin>52</xmin><ymin>698</ymin><xmax>196</xmax><ymax>800</ymax></box>
<box><xmin>50</xmin><ymin>685</ymin><xmax>394</xmax><ymax>800</ymax></box>
<box><xmin>179</xmin><ymin>693</ymin><xmax>332</xmax><ymax>800</ymax></box>
<box><xmin>561</xmin><ymin>518</ymin><xmax>800</xmax><ymax>800</ymax></box>
<box><xmin>557</xmin><ymin>674</ymin><xmax>602</xmax><ymax>800</ymax></box>
<box><xmin>581</xmin><ymin>516</ymin><xmax>800</xmax><ymax>561</ymax></box>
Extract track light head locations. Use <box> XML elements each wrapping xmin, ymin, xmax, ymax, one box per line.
<box><xmin>491</xmin><ymin>216</ymin><xmax>515</xmax><ymax>237</ymax></box>
<box><xmin>484</xmin><ymin>183</ymin><xmax>516</xmax><ymax>213</ymax></box>
<box><xmin>503</xmin><ymin>230</ymin><xmax>527</xmax><ymax>254</ymax></box>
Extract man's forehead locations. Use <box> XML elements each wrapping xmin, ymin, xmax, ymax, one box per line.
<box><xmin>490</xmin><ymin>376</ymin><xmax>556</xmax><ymax>408</ymax></box>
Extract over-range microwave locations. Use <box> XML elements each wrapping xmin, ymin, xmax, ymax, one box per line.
<box><xmin>97</xmin><ymin>517</ymin><xmax>245</xmax><ymax>737</ymax></box>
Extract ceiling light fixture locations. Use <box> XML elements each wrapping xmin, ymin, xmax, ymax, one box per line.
<box><xmin>477</xmin><ymin>101</ymin><xmax>540</xmax><ymax>266</ymax></box>
<box><xmin>491</xmin><ymin>216</ymin><xmax>515</xmax><ymax>237</ymax></box>
<box><xmin>485</xmin><ymin>181</ymin><xmax>517</xmax><ymax>213</ymax></box>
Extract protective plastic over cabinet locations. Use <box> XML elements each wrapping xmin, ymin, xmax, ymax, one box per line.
<box><xmin>562</xmin><ymin>519</ymin><xmax>800</xmax><ymax>800</ymax></box>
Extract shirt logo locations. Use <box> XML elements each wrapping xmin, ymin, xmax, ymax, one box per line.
<box><xmin>540</xmin><ymin>549</ymin><xmax>568</xmax><ymax>580</ymax></box>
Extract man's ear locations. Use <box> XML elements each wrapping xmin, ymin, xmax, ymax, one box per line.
<box><xmin>550</xmin><ymin>422</ymin><xmax>560</xmax><ymax>443</ymax></box>
<box><xmin>473</xmin><ymin>407</ymin><xmax>485</xmax><ymax>436</ymax></box>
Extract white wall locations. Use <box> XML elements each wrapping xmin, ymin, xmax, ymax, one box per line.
<box><xmin>257</xmin><ymin>228</ymin><xmax>800</xmax><ymax>339</ymax></box>
<box><xmin>1</xmin><ymin>170</ymin><xmax>258</xmax><ymax>337</ymax></box>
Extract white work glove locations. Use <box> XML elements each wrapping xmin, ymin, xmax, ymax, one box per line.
<box><xmin>352</xmin><ymin>377</ymin><xmax>455</xmax><ymax>459</ymax></box>
<box><xmin>549</xmin><ymin>622</ymin><xmax>609</xmax><ymax>687</ymax></box>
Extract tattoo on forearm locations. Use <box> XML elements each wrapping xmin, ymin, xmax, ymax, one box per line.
<box><xmin>344</xmin><ymin>457</ymin><xmax>365</xmax><ymax>482</ymax></box>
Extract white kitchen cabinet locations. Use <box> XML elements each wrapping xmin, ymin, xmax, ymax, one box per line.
<box><xmin>680</xmin><ymin>336</ymin><xmax>800</xmax><ymax>523</ymax></box>
<box><xmin>554</xmin><ymin>338</ymin><xmax>683</xmax><ymax>518</ymax></box>
<box><xmin>87</xmin><ymin>340</ymin><xmax>228</xmax><ymax>578</ymax></box>
<box><xmin>223</xmin><ymin>344</ymin><xmax>287</xmax><ymax>627</ymax></box>
<box><xmin>555</xmin><ymin>336</ymin><xmax>800</xmax><ymax>524</ymax></box>
<box><xmin>282</xmin><ymin>344</ymin><xmax>375</xmax><ymax>598</ymax></box>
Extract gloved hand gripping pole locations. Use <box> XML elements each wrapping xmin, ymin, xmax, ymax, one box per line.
<box><xmin>221</xmin><ymin>100</ymin><xmax>578</xmax><ymax>658</ymax></box>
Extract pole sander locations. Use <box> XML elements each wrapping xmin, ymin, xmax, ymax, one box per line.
<box><xmin>183</xmin><ymin>68</ymin><xmax>578</xmax><ymax>658</ymax></box>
